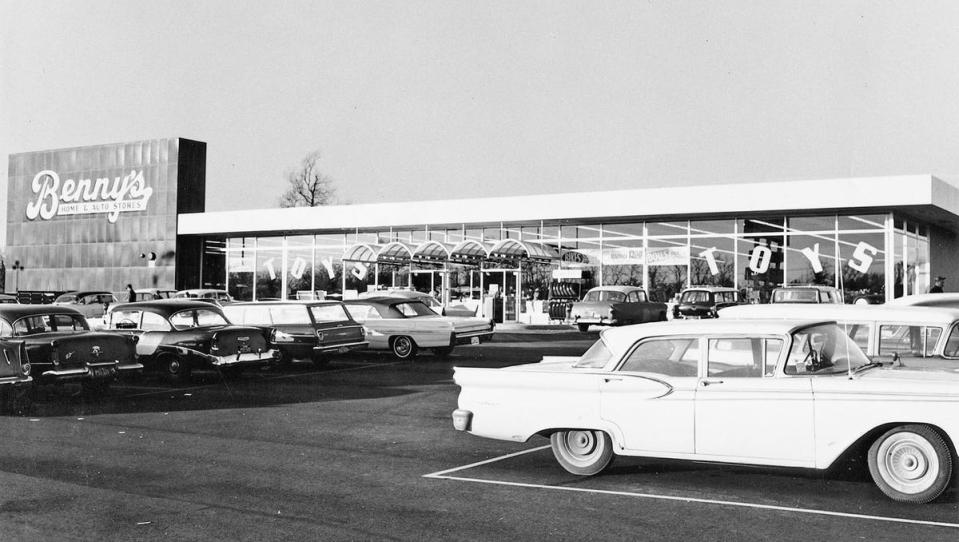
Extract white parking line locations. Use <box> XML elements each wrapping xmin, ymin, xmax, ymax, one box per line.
<box><xmin>424</xmin><ymin>447</ymin><xmax>959</xmax><ymax>530</ymax></box>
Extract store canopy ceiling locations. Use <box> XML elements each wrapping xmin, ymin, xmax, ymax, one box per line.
<box><xmin>342</xmin><ymin>239</ymin><xmax>558</xmax><ymax>265</ymax></box>
<box><xmin>488</xmin><ymin>239</ymin><xmax>560</xmax><ymax>263</ymax></box>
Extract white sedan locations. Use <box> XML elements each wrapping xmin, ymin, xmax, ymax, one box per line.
<box><xmin>452</xmin><ymin>319</ymin><xmax>959</xmax><ymax>503</ymax></box>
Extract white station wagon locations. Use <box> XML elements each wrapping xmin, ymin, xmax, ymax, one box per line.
<box><xmin>452</xmin><ymin>319</ymin><xmax>959</xmax><ymax>503</ymax></box>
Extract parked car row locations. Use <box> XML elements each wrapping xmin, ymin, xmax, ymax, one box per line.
<box><xmin>0</xmin><ymin>293</ymin><xmax>497</xmax><ymax>414</ymax></box>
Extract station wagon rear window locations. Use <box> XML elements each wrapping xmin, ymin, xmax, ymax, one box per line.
<box><xmin>310</xmin><ymin>304</ymin><xmax>351</xmax><ymax>322</ymax></box>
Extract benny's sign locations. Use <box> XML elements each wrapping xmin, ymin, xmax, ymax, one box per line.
<box><xmin>25</xmin><ymin>169</ymin><xmax>153</xmax><ymax>224</ymax></box>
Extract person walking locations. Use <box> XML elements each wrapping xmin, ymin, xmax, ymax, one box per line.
<box><xmin>930</xmin><ymin>276</ymin><xmax>946</xmax><ymax>293</ymax></box>
<box><xmin>126</xmin><ymin>284</ymin><xmax>136</xmax><ymax>302</ymax></box>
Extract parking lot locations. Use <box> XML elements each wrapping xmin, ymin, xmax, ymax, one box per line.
<box><xmin>0</xmin><ymin>329</ymin><xmax>957</xmax><ymax>541</ymax></box>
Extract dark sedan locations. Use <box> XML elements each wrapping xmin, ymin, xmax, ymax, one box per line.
<box><xmin>222</xmin><ymin>301</ymin><xmax>367</xmax><ymax>367</ymax></box>
<box><xmin>0</xmin><ymin>304</ymin><xmax>140</xmax><ymax>393</ymax></box>
<box><xmin>673</xmin><ymin>286</ymin><xmax>744</xmax><ymax>319</ymax></box>
<box><xmin>0</xmin><ymin>338</ymin><xmax>33</xmax><ymax>414</ymax></box>
<box><xmin>104</xmin><ymin>299</ymin><xmax>280</xmax><ymax>381</ymax></box>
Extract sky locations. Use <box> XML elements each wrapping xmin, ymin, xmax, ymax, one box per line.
<box><xmin>5</xmin><ymin>1</ymin><xmax>959</xmax><ymax>249</ymax></box>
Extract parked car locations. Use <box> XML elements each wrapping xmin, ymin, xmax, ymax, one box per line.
<box><xmin>771</xmin><ymin>285</ymin><xmax>843</xmax><ymax>304</ymax></box>
<box><xmin>104</xmin><ymin>299</ymin><xmax>279</xmax><ymax>381</ymax></box>
<box><xmin>52</xmin><ymin>290</ymin><xmax>118</xmax><ymax>321</ymax></box>
<box><xmin>359</xmin><ymin>289</ymin><xmax>478</xmax><ymax>317</ymax></box>
<box><xmin>0</xmin><ymin>304</ymin><xmax>140</xmax><ymax>393</ymax></box>
<box><xmin>673</xmin><ymin>286</ymin><xmax>743</xmax><ymax>319</ymax></box>
<box><xmin>173</xmin><ymin>289</ymin><xmax>234</xmax><ymax>304</ymax></box>
<box><xmin>568</xmin><ymin>286</ymin><xmax>667</xmax><ymax>333</ymax></box>
<box><xmin>0</xmin><ymin>294</ymin><xmax>19</xmax><ymax>304</ymax></box>
<box><xmin>720</xmin><ymin>303</ymin><xmax>959</xmax><ymax>371</ymax></box>
<box><xmin>221</xmin><ymin>301</ymin><xmax>367</xmax><ymax>367</ymax></box>
<box><xmin>343</xmin><ymin>296</ymin><xmax>494</xmax><ymax>359</ymax></box>
<box><xmin>452</xmin><ymin>318</ymin><xmax>959</xmax><ymax>503</ymax></box>
<box><xmin>0</xmin><ymin>338</ymin><xmax>32</xmax><ymax>414</ymax></box>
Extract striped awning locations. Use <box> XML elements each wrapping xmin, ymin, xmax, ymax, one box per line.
<box><xmin>488</xmin><ymin>239</ymin><xmax>560</xmax><ymax>263</ymax></box>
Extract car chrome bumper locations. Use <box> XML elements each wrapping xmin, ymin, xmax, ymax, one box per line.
<box><xmin>209</xmin><ymin>349</ymin><xmax>281</xmax><ymax>367</ymax></box>
<box><xmin>42</xmin><ymin>361</ymin><xmax>143</xmax><ymax>380</ymax></box>
<box><xmin>452</xmin><ymin>409</ymin><xmax>472</xmax><ymax>431</ymax></box>
<box><xmin>0</xmin><ymin>375</ymin><xmax>32</xmax><ymax>386</ymax></box>
<box><xmin>454</xmin><ymin>331</ymin><xmax>494</xmax><ymax>345</ymax></box>
<box><xmin>573</xmin><ymin>317</ymin><xmax>615</xmax><ymax>326</ymax></box>
<box><xmin>313</xmin><ymin>341</ymin><xmax>368</xmax><ymax>355</ymax></box>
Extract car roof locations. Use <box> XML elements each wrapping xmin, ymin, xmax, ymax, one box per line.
<box><xmin>683</xmin><ymin>286</ymin><xmax>738</xmax><ymax>292</ymax></box>
<box><xmin>225</xmin><ymin>301</ymin><xmax>344</xmax><ymax>307</ymax></box>
<box><xmin>773</xmin><ymin>285</ymin><xmax>838</xmax><ymax>291</ymax></box>
<box><xmin>60</xmin><ymin>290</ymin><xmax>113</xmax><ymax>297</ymax></box>
<box><xmin>0</xmin><ymin>304</ymin><xmax>84</xmax><ymax>318</ymax></box>
<box><xmin>599</xmin><ymin>318</ymin><xmax>828</xmax><ymax>358</ymax></box>
<box><xmin>586</xmin><ymin>286</ymin><xmax>644</xmax><ymax>293</ymax></box>
<box><xmin>720</xmin><ymin>303</ymin><xmax>959</xmax><ymax>324</ymax></box>
<box><xmin>887</xmin><ymin>293</ymin><xmax>959</xmax><ymax>306</ymax></box>
<box><xmin>109</xmin><ymin>299</ymin><xmax>227</xmax><ymax>315</ymax></box>
<box><xmin>343</xmin><ymin>296</ymin><xmax>424</xmax><ymax>305</ymax></box>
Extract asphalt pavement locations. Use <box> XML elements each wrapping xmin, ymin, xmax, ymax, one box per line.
<box><xmin>0</xmin><ymin>331</ymin><xmax>956</xmax><ymax>541</ymax></box>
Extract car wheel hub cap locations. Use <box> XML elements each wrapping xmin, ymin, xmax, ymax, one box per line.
<box><xmin>878</xmin><ymin>432</ymin><xmax>937</xmax><ymax>492</ymax></box>
<box><xmin>567</xmin><ymin>431</ymin><xmax>596</xmax><ymax>457</ymax></box>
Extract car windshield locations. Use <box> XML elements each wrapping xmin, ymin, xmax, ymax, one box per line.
<box><xmin>784</xmin><ymin>323</ymin><xmax>870</xmax><ymax>375</ymax></box>
<box><xmin>169</xmin><ymin>309</ymin><xmax>229</xmax><ymax>329</ymax></box>
<box><xmin>394</xmin><ymin>301</ymin><xmax>438</xmax><ymax>317</ymax></box>
<box><xmin>12</xmin><ymin>313</ymin><xmax>88</xmax><ymax>335</ymax></box>
<box><xmin>773</xmin><ymin>289</ymin><xmax>819</xmax><ymax>303</ymax></box>
<box><xmin>574</xmin><ymin>338</ymin><xmax>613</xmax><ymax>368</ymax></box>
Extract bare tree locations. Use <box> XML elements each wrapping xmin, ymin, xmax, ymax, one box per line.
<box><xmin>279</xmin><ymin>151</ymin><xmax>338</xmax><ymax>207</ymax></box>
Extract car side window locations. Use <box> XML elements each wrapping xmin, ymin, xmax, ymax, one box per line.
<box><xmin>618</xmin><ymin>338</ymin><xmax>699</xmax><ymax>377</ymax></box>
<box><xmin>626</xmin><ymin>292</ymin><xmax>639</xmax><ymax>303</ymax></box>
<box><xmin>707</xmin><ymin>338</ymin><xmax>783</xmax><ymax>378</ymax></box>
<box><xmin>142</xmin><ymin>312</ymin><xmax>172</xmax><ymax>332</ymax></box>
<box><xmin>878</xmin><ymin>325</ymin><xmax>942</xmax><ymax>357</ymax></box>
<box><xmin>0</xmin><ymin>320</ymin><xmax>12</xmax><ymax>337</ymax></box>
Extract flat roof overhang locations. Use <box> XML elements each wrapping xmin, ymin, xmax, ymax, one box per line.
<box><xmin>179</xmin><ymin>175</ymin><xmax>959</xmax><ymax>237</ymax></box>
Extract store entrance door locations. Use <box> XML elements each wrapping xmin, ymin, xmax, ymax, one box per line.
<box><xmin>482</xmin><ymin>268</ymin><xmax>520</xmax><ymax>323</ymax></box>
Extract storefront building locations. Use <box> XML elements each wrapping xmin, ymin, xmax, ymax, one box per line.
<box><xmin>178</xmin><ymin>175</ymin><xmax>959</xmax><ymax>323</ymax></box>
<box><xmin>7</xmin><ymin>138</ymin><xmax>959</xmax><ymax>323</ymax></box>
<box><xmin>5</xmin><ymin>138</ymin><xmax>206</xmax><ymax>292</ymax></box>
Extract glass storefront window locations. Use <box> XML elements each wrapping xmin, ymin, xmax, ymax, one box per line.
<box><xmin>286</xmin><ymin>235</ymin><xmax>314</xmax><ymax>300</ymax></box>
<box><xmin>602</xmin><ymin>223</ymin><xmax>644</xmax><ymax>287</ymax></box>
<box><xmin>647</xmin><ymin>237</ymin><xmax>687</xmax><ymax>301</ymax></box>
<box><xmin>201</xmin><ymin>238</ymin><xmax>227</xmax><ymax>289</ymax></box>
<box><xmin>561</xmin><ymin>225</ymin><xmax>601</xmax><ymax>291</ymax></box>
<box><xmin>646</xmin><ymin>221</ymin><xmax>688</xmax><ymax>237</ymax></box>
<box><xmin>227</xmin><ymin>237</ymin><xmax>254</xmax><ymax>301</ymax></box>
<box><xmin>315</xmin><ymin>234</ymin><xmax>345</xmax><ymax>299</ymax></box>
<box><xmin>255</xmin><ymin>237</ymin><xmax>283</xmax><ymax>300</ymax></box>
<box><xmin>690</xmin><ymin>236</ymin><xmax>735</xmax><ymax>287</ymax></box>
<box><xmin>739</xmin><ymin>217</ymin><xmax>784</xmax><ymax>235</ymax></box>
<box><xmin>787</xmin><ymin>216</ymin><xmax>836</xmax><ymax>233</ymax></box>
<box><xmin>839</xmin><ymin>231</ymin><xmax>886</xmax><ymax>303</ymax></box>
<box><xmin>690</xmin><ymin>220</ymin><xmax>734</xmax><ymax>236</ymax></box>
<box><xmin>838</xmin><ymin>214</ymin><xmax>886</xmax><ymax>231</ymax></box>
<box><xmin>738</xmin><ymin>236</ymin><xmax>784</xmax><ymax>303</ymax></box>
<box><xmin>785</xmin><ymin>233</ymin><xmax>837</xmax><ymax>286</ymax></box>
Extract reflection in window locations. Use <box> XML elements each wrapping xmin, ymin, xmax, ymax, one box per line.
<box><xmin>619</xmin><ymin>338</ymin><xmax>699</xmax><ymax>377</ymax></box>
<box><xmin>707</xmin><ymin>338</ymin><xmax>783</xmax><ymax>377</ymax></box>
<box><xmin>878</xmin><ymin>325</ymin><xmax>941</xmax><ymax>358</ymax></box>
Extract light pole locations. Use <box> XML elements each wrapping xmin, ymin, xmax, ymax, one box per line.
<box><xmin>11</xmin><ymin>260</ymin><xmax>24</xmax><ymax>292</ymax></box>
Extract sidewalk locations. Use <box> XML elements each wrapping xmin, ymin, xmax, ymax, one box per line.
<box><xmin>493</xmin><ymin>322</ymin><xmax>579</xmax><ymax>333</ymax></box>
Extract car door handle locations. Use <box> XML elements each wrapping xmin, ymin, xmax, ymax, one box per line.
<box><xmin>604</xmin><ymin>377</ymin><xmax>623</xmax><ymax>383</ymax></box>
<box><xmin>700</xmin><ymin>379</ymin><xmax>724</xmax><ymax>387</ymax></box>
